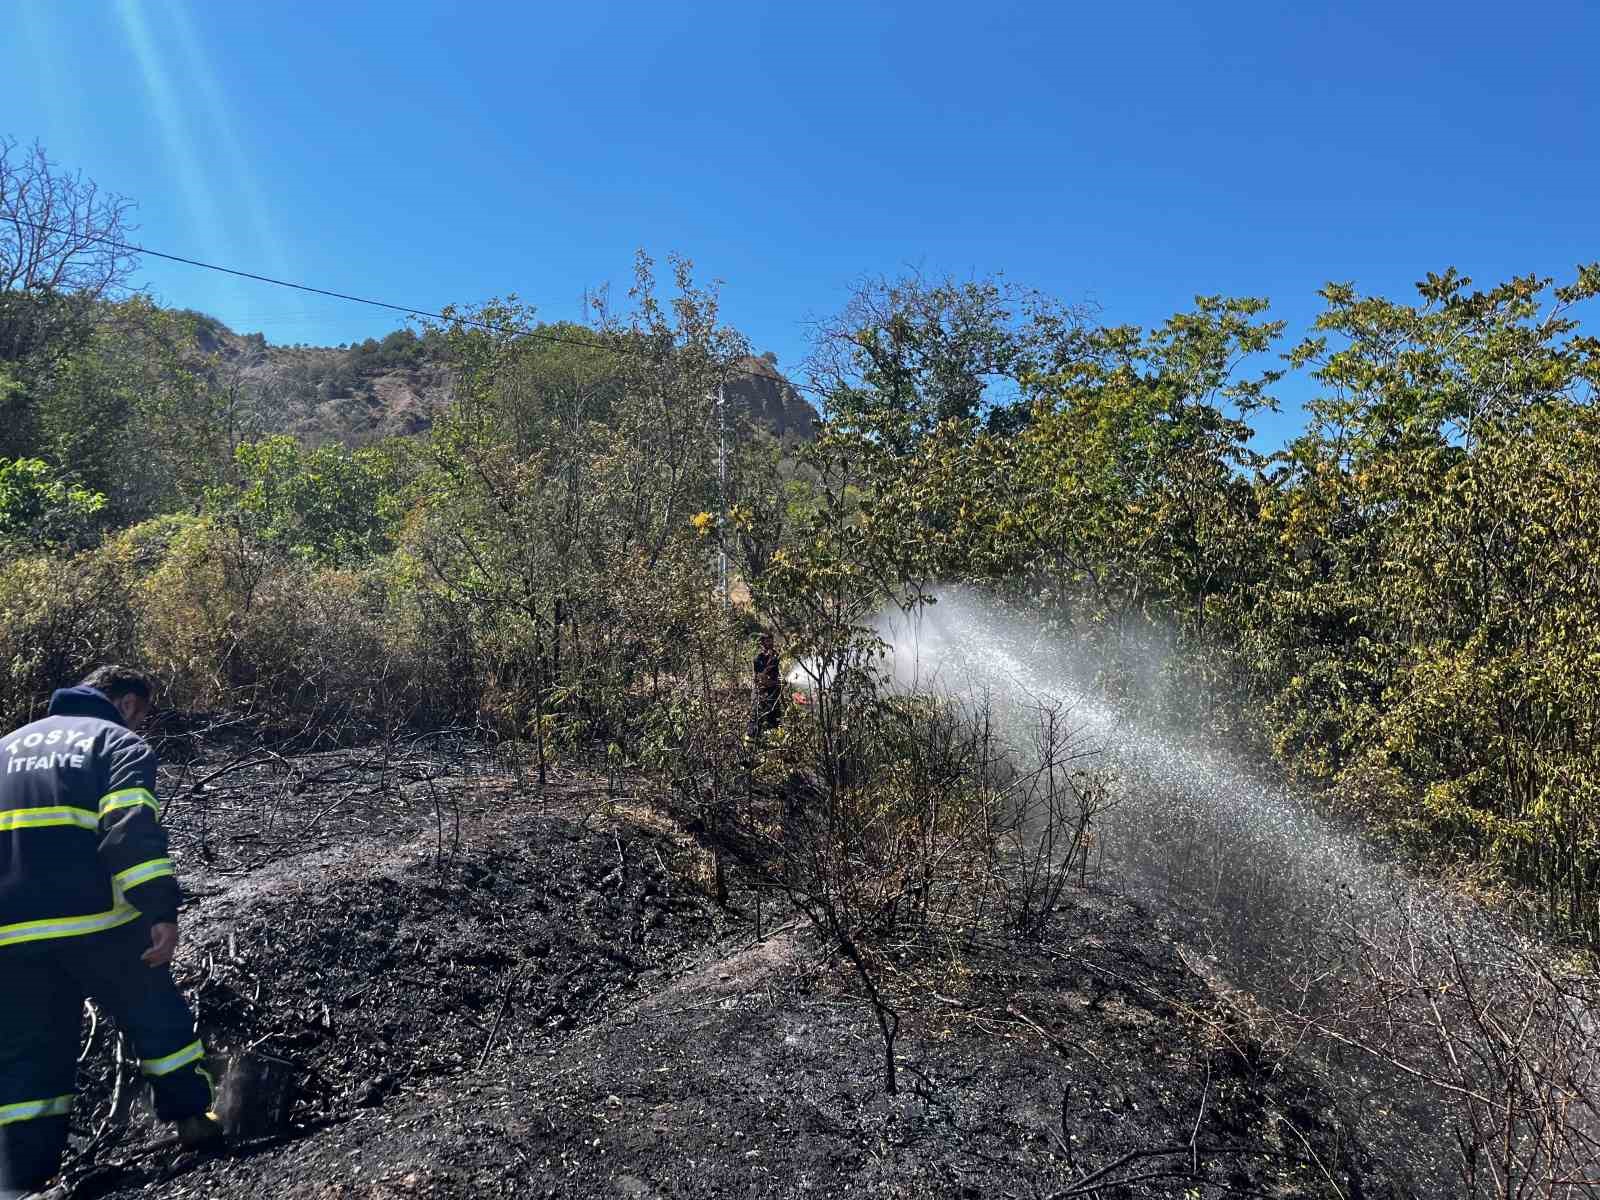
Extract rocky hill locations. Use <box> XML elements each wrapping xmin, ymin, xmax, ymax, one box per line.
<box><xmin>725</xmin><ymin>353</ymin><xmax>817</xmax><ymax>442</ymax></box>
<box><xmin>188</xmin><ymin>315</ymin><xmax>817</xmax><ymax>448</ymax></box>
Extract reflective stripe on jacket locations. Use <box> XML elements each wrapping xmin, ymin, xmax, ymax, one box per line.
<box><xmin>0</xmin><ymin>687</ymin><xmax>179</xmax><ymax>947</ymax></box>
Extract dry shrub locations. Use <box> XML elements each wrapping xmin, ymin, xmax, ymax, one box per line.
<box><xmin>1320</xmin><ymin>907</ymin><xmax>1600</xmax><ymax>1198</ymax></box>
<box><xmin>371</xmin><ymin>569</ymin><xmax>482</xmax><ymax>731</ymax></box>
<box><xmin>129</xmin><ymin>515</ymin><xmax>259</xmax><ymax>705</ymax></box>
<box><xmin>128</xmin><ymin>516</ymin><xmax>434</xmax><ymax>736</ymax></box>
<box><xmin>1201</xmin><ymin>876</ymin><xmax>1600</xmax><ymax>1198</ymax></box>
<box><xmin>752</xmin><ymin>680</ymin><xmax>1116</xmax><ymax>1094</ymax></box>
<box><xmin>0</xmin><ymin>548</ymin><xmax>138</xmax><ymax>727</ymax></box>
<box><xmin>767</xmin><ymin>687</ymin><xmax>1112</xmax><ymax>946</ymax></box>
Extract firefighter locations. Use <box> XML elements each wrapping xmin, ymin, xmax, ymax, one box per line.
<box><xmin>751</xmin><ymin>632</ymin><xmax>784</xmax><ymax>735</ymax></box>
<box><xmin>1</xmin><ymin>666</ymin><xmax>220</xmax><ymax>1199</ymax></box>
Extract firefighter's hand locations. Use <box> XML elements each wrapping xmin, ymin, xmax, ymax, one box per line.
<box><xmin>143</xmin><ymin>921</ymin><xmax>179</xmax><ymax>967</ymax></box>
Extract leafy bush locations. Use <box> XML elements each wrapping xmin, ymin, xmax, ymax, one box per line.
<box><xmin>0</xmin><ymin>456</ymin><xmax>106</xmax><ymax>548</ymax></box>
<box><xmin>0</xmin><ymin>548</ymin><xmax>136</xmax><ymax>728</ymax></box>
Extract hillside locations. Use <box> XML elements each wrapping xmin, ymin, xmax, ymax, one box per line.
<box><xmin>187</xmin><ymin>315</ymin><xmax>817</xmax><ymax>447</ymax></box>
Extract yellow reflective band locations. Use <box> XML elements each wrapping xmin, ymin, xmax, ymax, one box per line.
<box><xmin>0</xmin><ymin>1093</ymin><xmax>74</xmax><ymax>1126</ymax></box>
<box><xmin>142</xmin><ymin>1039</ymin><xmax>205</xmax><ymax>1078</ymax></box>
<box><xmin>100</xmin><ymin>787</ymin><xmax>160</xmax><ymax>820</ymax></box>
<box><xmin>112</xmin><ymin>857</ymin><xmax>174</xmax><ymax>892</ymax></box>
<box><xmin>0</xmin><ymin>805</ymin><xmax>98</xmax><ymax>833</ymax></box>
<box><xmin>0</xmin><ymin>904</ymin><xmax>140</xmax><ymax>949</ymax></box>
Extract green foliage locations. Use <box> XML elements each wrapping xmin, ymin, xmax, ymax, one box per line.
<box><xmin>405</xmin><ymin>256</ymin><xmax>752</xmax><ymax>776</ymax></box>
<box><xmin>817</xmin><ymin>264</ymin><xmax>1600</xmax><ymax>938</ymax></box>
<box><xmin>5</xmin><ymin>196</ymin><xmax>1600</xmax><ymax>945</ymax></box>
<box><xmin>809</xmin><ymin>271</ymin><xmax>1092</xmax><ymax>443</ymax></box>
<box><xmin>5</xmin><ymin>296</ymin><xmax>261</xmax><ymax>523</ymax></box>
<box><xmin>215</xmin><ymin>435</ymin><xmax>410</xmax><ymax>567</ymax></box>
<box><xmin>348</xmin><ymin>328</ymin><xmax>430</xmax><ymax>372</ymax></box>
<box><xmin>0</xmin><ymin>456</ymin><xmax>106</xmax><ymax>548</ymax></box>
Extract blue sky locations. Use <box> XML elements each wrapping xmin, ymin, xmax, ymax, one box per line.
<box><xmin>6</xmin><ymin>0</ymin><xmax>1597</xmax><ymax>446</ymax></box>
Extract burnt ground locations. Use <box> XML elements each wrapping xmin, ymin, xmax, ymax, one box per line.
<box><xmin>50</xmin><ymin>743</ymin><xmax>1403</xmax><ymax>1199</ymax></box>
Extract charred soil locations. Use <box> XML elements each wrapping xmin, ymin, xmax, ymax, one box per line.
<box><xmin>56</xmin><ymin>745</ymin><xmax>1396</xmax><ymax>1198</ymax></box>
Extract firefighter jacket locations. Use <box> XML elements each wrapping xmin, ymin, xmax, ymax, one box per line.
<box><xmin>0</xmin><ymin>686</ymin><xmax>179</xmax><ymax>949</ymax></box>
<box><xmin>754</xmin><ymin>649</ymin><xmax>782</xmax><ymax>697</ymax></box>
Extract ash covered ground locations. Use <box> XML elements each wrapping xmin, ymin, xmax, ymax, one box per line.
<box><xmin>53</xmin><ymin>738</ymin><xmax>1403</xmax><ymax>1199</ymax></box>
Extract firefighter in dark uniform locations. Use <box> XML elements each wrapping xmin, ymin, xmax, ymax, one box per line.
<box><xmin>0</xmin><ymin>666</ymin><xmax>220</xmax><ymax>1198</ymax></box>
<box><xmin>751</xmin><ymin>632</ymin><xmax>784</xmax><ymax>735</ymax></box>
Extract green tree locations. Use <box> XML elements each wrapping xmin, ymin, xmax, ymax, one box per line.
<box><xmin>1</xmin><ymin>139</ymin><xmax>140</xmax><ymax>462</ymax></box>
<box><xmin>807</xmin><ymin>271</ymin><xmax>1092</xmax><ymax>445</ymax></box>
<box><xmin>0</xmin><ymin>456</ymin><xmax>105</xmax><ymax>548</ymax></box>
<box><xmin>219</xmin><ymin>435</ymin><xmax>409</xmax><ymax>567</ymax></box>
<box><xmin>1258</xmin><ymin>266</ymin><xmax>1600</xmax><ymax>928</ymax></box>
<box><xmin>410</xmin><ymin>254</ymin><xmax>750</xmax><ymax>779</ymax></box>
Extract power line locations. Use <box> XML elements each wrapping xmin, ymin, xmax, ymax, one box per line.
<box><xmin>14</xmin><ymin>217</ymin><xmax>824</xmax><ymax>398</ymax></box>
<box><xmin>14</xmin><ymin>218</ymin><xmax>619</xmax><ymax>350</ymax></box>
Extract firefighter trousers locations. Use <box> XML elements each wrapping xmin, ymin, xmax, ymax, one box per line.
<box><xmin>0</xmin><ymin>920</ymin><xmax>213</xmax><ymax>1194</ymax></box>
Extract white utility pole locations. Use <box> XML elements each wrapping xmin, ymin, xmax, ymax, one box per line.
<box><xmin>717</xmin><ymin>382</ymin><xmax>729</xmax><ymax>606</ymax></box>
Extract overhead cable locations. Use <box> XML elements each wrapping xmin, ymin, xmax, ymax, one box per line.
<box><xmin>12</xmin><ymin>217</ymin><xmax>820</xmax><ymax>395</ymax></box>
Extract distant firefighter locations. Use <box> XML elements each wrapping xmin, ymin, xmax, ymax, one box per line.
<box><xmin>751</xmin><ymin>632</ymin><xmax>784</xmax><ymax>735</ymax></box>
<box><xmin>0</xmin><ymin>667</ymin><xmax>221</xmax><ymax>1199</ymax></box>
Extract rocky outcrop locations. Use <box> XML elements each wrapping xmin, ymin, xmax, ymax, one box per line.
<box><xmin>723</xmin><ymin>355</ymin><xmax>817</xmax><ymax>444</ymax></box>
